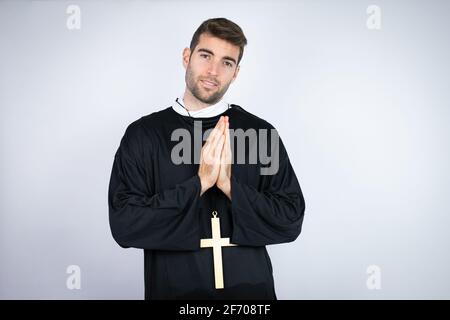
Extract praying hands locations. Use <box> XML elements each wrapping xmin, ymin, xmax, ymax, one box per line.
<box><xmin>198</xmin><ymin>116</ymin><xmax>232</xmax><ymax>200</ymax></box>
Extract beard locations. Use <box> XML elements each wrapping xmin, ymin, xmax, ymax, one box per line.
<box><xmin>185</xmin><ymin>64</ymin><xmax>232</xmax><ymax>105</ymax></box>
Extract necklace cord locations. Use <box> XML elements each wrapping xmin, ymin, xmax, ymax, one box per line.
<box><xmin>175</xmin><ymin>98</ymin><xmax>231</xmax><ymax>119</ymax></box>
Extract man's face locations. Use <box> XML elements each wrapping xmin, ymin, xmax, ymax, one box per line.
<box><xmin>183</xmin><ymin>33</ymin><xmax>240</xmax><ymax>104</ymax></box>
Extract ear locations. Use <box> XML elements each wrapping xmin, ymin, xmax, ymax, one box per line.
<box><xmin>182</xmin><ymin>47</ymin><xmax>191</xmax><ymax>69</ymax></box>
<box><xmin>231</xmin><ymin>65</ymin><xmax>240</xmax><ymax>83</ymax></box>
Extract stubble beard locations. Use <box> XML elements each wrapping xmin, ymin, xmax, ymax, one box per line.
<box><xmin>185</xmin><ymin>64</ymin><xmax>232</xmax><ymax>105</ymax></box>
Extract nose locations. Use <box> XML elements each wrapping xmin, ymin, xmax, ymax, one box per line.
<box><xmin>207</xmin><ymin>60</ymin><xmax>219</xmax><ymax>76</ymax></box>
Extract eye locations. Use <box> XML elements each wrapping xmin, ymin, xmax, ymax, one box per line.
<box><xmin>200</xmin><ymin>54</ymin><xmax>210</xmax><ymax>59</ymax></box>
<box><xmin>224</xmin><ymin>61</ymin><xmax>233</xmax><ymax>68</ymax></box>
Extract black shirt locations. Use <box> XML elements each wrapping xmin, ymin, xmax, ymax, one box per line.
<box><xmin>108</xmin><ymin>104</ymin><xmax>305</xmax><ymax>300</ymax></box>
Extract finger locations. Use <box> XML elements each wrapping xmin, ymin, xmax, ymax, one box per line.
<box><xmin>225</xmin><ymin>121</ymin><xmax>229</xmax><ymax>146</ymax></box>
<box><xmin>203</xmin><ymin>128</ymin><xmax>223</xmax><ymax>163</ymax></box>
<box><xmin>205</xmin><ymin>117</ymin><xmax>222</xmax><ymax>146</ymax></box>
<box><xmin>221</xmin><ymin>121</ymin><xmax>228</xmax><ymax>154</ymax></box>
<box><xmin>222</xmin><ymin>119</ymin><xmax>227</xmax><ymax>134</ymax></box>
<box><xmin>222</xmin><ymin>122</ymin><xmax>231</xmax><ymax>164</ymax></box>
<box><xmin>213</xmin><ymin>134</ymin><xmax>225</xmax><ymax>158</ymax></box>
<box><xmin>207</xmin><ymin>117</ymin><xmax>225</xmax><ymax>148</ymax></box>
<box><xmin>220</xmin><ymin>132</ymin><xmax>227</xmax><ymax>165</ymax></box>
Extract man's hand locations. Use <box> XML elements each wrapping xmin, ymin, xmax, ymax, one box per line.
<box><xmin>198</xmin><ymin>116</ymin><xmax>226</xmax><ymax>196</ymax></box>
<box><xmin>217</xmin><ymin>116</ymin><xmax>232</xmax><ymax>200</ymax></box>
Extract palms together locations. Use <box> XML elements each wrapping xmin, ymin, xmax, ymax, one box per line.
<box><xmin>198</xmin><ymin>116</ymin><xmax>232</xmax><ymax>199</ymax></box>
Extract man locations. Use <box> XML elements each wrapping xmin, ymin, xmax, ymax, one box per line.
<box><xmin>108</xmin><ymin>17</ymin><xmax>305</xmax><ymax>300</ymax></box>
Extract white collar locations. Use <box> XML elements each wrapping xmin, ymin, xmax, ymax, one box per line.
<box><xmin>172</xmin><ymin>95</ymin><xmax>230</xmax><ymax>118</ymax></box>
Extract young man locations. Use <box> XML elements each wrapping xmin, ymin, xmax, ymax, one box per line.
<box><xmin>108</xmin><ymin>18</ymin><xmax>305</xmax><ymax>300</ymax></box>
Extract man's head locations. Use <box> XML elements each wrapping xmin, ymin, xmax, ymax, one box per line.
<box><xmin>183</xmin><ymin>18</ymin><xmax>247</xmax><ymax>105</ymax></box>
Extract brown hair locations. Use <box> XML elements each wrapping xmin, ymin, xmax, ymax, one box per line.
<box><xmin>189</xmin><ymin>18</ymin><xmax>248</xmax><ymax>65</ymax></box>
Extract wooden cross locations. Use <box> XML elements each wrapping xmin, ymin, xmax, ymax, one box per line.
<box><xmin>200</xmin><ymin>211</ymin><xmax>237</xmax><ymax>289</ymax></box>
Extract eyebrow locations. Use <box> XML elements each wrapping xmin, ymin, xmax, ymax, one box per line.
<box><xmin>197</xmin><ymin>48</ymin><xmax>237</xmax><ymax>65</ymax></box>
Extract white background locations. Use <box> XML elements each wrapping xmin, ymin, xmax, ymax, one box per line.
<box><xmin>1</xmin><ymin>0</ymin><xmax>450</xmax><ymax>299</ymax></box>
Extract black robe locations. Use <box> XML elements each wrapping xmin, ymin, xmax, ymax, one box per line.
<box><xmin>108</xmin><ymin>104</ymin><xmax>305</xmax><ymax>300</ymax></box>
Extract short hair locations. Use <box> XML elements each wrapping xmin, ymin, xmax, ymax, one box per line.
<box><xmin>189</xmin><ymin>18</ymin><xmax>248</xmax><ymax>65</ymax></box>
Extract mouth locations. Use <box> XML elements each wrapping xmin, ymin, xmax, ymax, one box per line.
<box><xmin>200</xmin><ymin>79</ymin><xmax>219</xmax><ymax>89</ymax></box>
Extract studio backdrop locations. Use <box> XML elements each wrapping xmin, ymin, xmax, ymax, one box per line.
<box><xmin>1</xmin><ymin>0</ymin><xmax>450</xmax><ymax>299</ymax></box>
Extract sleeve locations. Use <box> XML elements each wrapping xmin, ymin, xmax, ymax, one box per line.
<box><xmin>230</xmin><ymin>136</ymin><xmax>306</xmax><ymax>246</ymax></box>
<box><xmin>108</xmin><ymin>122</ymin><xmax>202</xmax><ymax>251</ymax></box>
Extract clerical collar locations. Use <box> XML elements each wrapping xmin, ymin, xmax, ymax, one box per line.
<box><xmin>172</xmin><ymin>96</ymin><xmax>230</xmax><ymax>118</ymax></box>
